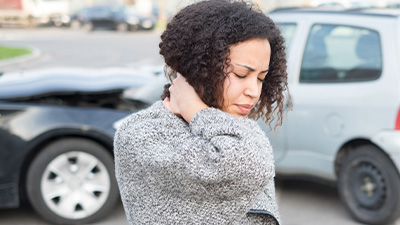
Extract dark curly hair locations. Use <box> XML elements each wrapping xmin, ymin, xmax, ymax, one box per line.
<box><xmin>159</xmin><ymin>0</ymin><xmax>291</xmax><ymax>129</ymax></box>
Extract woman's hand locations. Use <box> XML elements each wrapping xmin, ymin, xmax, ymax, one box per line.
<box><xmin>163</xmin><ymin>73</ymin><xmax>209</xmax><ymax>123</ymax></box>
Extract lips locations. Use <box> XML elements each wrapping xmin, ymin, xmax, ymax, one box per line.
<box><xmin>236</xmin><ymin>104</ymin><xmax>254</xmax><ymax>115</ymax></box>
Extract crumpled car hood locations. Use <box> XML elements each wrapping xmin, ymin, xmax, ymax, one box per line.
<box><xmin>0</xmin><ymin>67</ymin><xmax>154</xmax><ymax>100</ymax></box>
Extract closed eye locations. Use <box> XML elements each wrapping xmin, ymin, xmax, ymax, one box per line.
<box><xmin>258</xmin><ymin>70</ymin><xmax>268</xmax><ymax>83</ymax></box>
<box><xmin>234</xmin><ymin>73</ymin><xmax>246</xmax><ymax>79</ymax></box>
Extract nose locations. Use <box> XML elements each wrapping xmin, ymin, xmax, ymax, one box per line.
<box><xmin>243</xmin><ymin>77</ymin><xmax>261</xmax><ymax>98</ymax></box>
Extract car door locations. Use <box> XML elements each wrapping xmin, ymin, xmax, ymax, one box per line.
<box><xmin>258</xmin><ymin>22</ymin><xmax>297</xmax><ymax>162</ymax></box>
<box><xmin>275</xmin><ymin>15</ymin><xmax>390</xmax><ymax>180</ymax></box>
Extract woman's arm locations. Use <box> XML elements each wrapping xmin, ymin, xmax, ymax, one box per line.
<box><xmin>115</xmin><ymin>101</ymin><xmax>275</xmax><ymax>195</ymax></box>
<box><xmin>161</xmin><ymin>73</ymin><xmax>274</xmax><ymax>186</ymax></box>
<box><xmin>181</xmin><ymin>107</ymin><xmax>275</xmax><ymax>186</ymax></box>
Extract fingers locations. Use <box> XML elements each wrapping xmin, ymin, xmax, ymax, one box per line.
<box><xmin>163</xmin><ymin>94</ymin><xmax>181</xmax><ymax>117</ymax></box>
<box><xmin>162</xmin><ymin>97</ymin><xmax>171</xmax><ymax>111</ymax></box>
<box><xmin>168</xmin><ymin>73</ymin><xmax>182</xmax><ymax>101</ymax></box>
<box><xmin>166</xmin><ymin>73</ymin><xmax>208</xmax><ymax>122</ymax></box>
<box><xmin>175</xmin><ymin>72</ymin><xmax>183</xmax><ymax>80</ymax></box>
<box><xmin>170</xmin><ymin>73</ymin><xmax>192</xmax><ymax>97</ymax></box>
<box><xmin>170</xmin><ymin>73</ymin><xmax>185</xmax><ymax>89</ymax></box>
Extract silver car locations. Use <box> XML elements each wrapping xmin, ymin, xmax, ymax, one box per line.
<box><xmin>266</xmin><ymin>7</ymin><xmax>400</xmax><ymax>225</ymax></box>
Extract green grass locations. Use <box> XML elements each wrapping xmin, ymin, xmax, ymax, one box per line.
<box><xmin>0</xmin><ymin>46</ymin><xmax>32</xmax><ymax>60</ymax></box>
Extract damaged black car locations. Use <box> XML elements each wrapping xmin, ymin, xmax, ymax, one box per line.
<box><xmin>0</xmin><ymin>67</ymin><xmax>163</xmax><ymax>224</ymax></box>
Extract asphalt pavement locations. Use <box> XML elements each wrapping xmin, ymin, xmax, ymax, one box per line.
<box><xmin>0</xmin><ymin>179</ymin><xmax>363</xmax><ymax>225</ymax></box>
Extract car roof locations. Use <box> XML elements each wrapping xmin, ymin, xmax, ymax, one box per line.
<box><xmin>269</xmin><ymin>7</ymin><xmax>400</xmax><ymax>18</ymax></box>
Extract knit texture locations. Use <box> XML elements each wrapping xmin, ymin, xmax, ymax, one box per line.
<box><xmin>114</xmin><ymin>101</ymin><xmax>280</xmax><ymax>224</ymax></box>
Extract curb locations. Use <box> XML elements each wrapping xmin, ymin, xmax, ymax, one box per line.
<box><xmin>0</xmin><ymin>46</ymin><xmax>41</xmax><ymax>67</ymax></box>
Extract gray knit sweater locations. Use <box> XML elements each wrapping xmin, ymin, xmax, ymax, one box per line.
<box><xmin>114</xmin><ymin>101</ymin><xmax>280</xmax><ymax>224</ymax></box>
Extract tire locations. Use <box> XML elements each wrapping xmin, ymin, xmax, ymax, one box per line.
<box><xmin>129</xmin><ymin>24</ymin><xmax>139</xmax><ymax>32</ymax></box>
<box><xmin>70</xmin><ymin>20</ymin><xmax>82</xmax><ymax>30</ymax></box>
<box><xmin>338</xmin><ymin>145</ymin><xmax>400</xmax><ymax>225</ymax></box>
<box><xmin>27</xmin><ymin>15</ymin><xmax>38</xmax><ymax>28</ymax></box>
<box><xmin>82</xmin><ymin>22</ymin><xmax>94</xmax><ymax>31</ymax></box>
<box><xmin>116</xmin><ymin>23</ymin><xmax>128</xmax><ymax>32</ymax></box>
<box><xmin>26</xmin><ymin>138</ymin><xmax>119</xmax><ymax>225</ymax></box>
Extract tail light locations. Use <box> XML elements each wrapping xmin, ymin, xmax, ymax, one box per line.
<box><xmin>395</xmin><ymin>107</ymin><xmax>400</xmax><ymax>130</ymax></box>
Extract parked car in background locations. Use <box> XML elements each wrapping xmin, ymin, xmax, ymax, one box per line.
<box><xmin>0</xmin><ymin>67</ymin><xmax>157</xmax><ymax>224</ymax></box>
<box><xmin>61</xmin><ymin>5</ymin><xmax>156</xmax><ymax>31</ymax></box>
<box><xmin>113</xmin><ymin>5</ymin><xmax>156</xmax><ymax>31</ymax></box>
<box><xmin>266</xmin><ymin>7</ymin><xmax>400</xmax><ymax>225</ymax></box>
<box><xmin>54</xmin><ymin>7</ymin><xmax>90</xmax><ymax>29</ymax></box>
<box><xmin>78</xmin><ymin>6</ymin><xmax>117</xmax><ymax>31</ymax></box>
<box><xmin>387</xmin><ymin>3</ymin><xmax>400</xmax><ymax>8</ymax></box>
<box><xmin>0</xmin><ymin>0</ymin><xmax>69</xmax><ymax>27</ymax></box>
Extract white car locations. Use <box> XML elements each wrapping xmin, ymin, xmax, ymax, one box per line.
<box><xmin>266</xmin><ymin>7</ymin><xmax>400</xmax><ymax>225</ymax></box>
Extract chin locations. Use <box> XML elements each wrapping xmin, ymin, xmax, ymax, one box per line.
<box><xmin>232</xmin><ymin>113</ymin><xmax>248</xmax><ymax>118</ymax></box>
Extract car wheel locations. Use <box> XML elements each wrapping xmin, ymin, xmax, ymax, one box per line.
<box><xmin>141</xmin><ymin>20</ymin><xmax>154</xmax><ymax>30</ymax></box>
<box><xmin>338</xmin><ymin>145</ymin><xmax>400</xmax><ymax>225</ymax></box>
<box><xmin>129</xmin><ymin>24</ymin><xmax>139</xmax><ymax>31</ymax></box>
<box><xmin>53</xmin><ymin>20</ymin><xmax>63</xmax><ymax>27</ymax></box>
<box><xmin>70</xmin><ymin>20</ymin><xmax>81</xmax><ymax>30</ymax></box>
<box><xmin>116</xmin><ymin>23</ymin><xmax>128</xmax><ymax>32</ymax></box>
<box><xmin>26</xmin><ymin>138</ymin><xmax>119</xmax><ymax>224</ymax></box>
<box><xmin>82</xmin><ymin>22</ymin><xmax>94</xmax><ymax>31</ymax></box>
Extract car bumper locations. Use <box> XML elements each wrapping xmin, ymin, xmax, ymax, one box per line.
<box><xmin>0</xmin><ymin>183</ymin><xmax>19</xmax><ymax>208</ymax></box>
<box><xmin>371</xmin><ymin>130</ymin><xmax>400</xmax><ymax>173</ymax></box>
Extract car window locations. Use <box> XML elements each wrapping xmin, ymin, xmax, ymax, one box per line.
<box><xmin>300</xmin><ymin>24</ymin><xmax>382</xmax><ymax>83</ymax></box>
<box><xmin>277</xmin><ymin>23</ymin><xmax>296</xmax><ymax>54</ymax></box>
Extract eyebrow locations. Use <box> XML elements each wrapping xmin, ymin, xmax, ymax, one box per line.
<box><xmin>235</xmin><ymin>63</ymin><xmax>269</xmax><ymax>73</ymax></box>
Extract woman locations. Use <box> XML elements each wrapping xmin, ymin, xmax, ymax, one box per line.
<box><xmin>114</xmin><ymin>0</ymin><xmax>289</xmax><ymax>224</ymax></box>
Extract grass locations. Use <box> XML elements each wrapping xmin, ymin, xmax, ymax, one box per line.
<box><xmin>0</xmin><ymin>46</ymin><xmax>32</xmax><ymax>60</ymax></box>
<box><xmin>155</xmin><ymin>21</ymin><xmax>167</xmax><ymax>31</ymax></box>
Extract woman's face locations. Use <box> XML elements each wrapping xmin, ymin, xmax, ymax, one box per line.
<box><xmin>222</xmin><ymin>38</ymin><xmax>271</xmax><ymax>118</ymax></box>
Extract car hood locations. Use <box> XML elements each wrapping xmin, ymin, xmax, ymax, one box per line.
<box><xmin>0</xmin><ymin>67</ymin><xmax>154</xmax><ymax>100</ymax></box>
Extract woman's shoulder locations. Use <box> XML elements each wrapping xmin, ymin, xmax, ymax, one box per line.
<box><xmin>190</xmin><ymin>107</ymin><xmax>262</xmax><ymax>130</ymax></box>
<box><xmin>120</xmin><ymin>101</ymin><xmax>170</xmax><ymax>125</ymax></box>
<box><xmin>115</xmin><ymin>100</ymin><xmax>188</xmax><ymax>138</ymax></box>
<box><xmin>134</xmin><ymin>100</ymin><xmax>171</xmax><ymax>119</ymax></box>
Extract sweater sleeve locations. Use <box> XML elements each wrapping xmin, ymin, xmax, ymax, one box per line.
<box><xmin>176</xmin><ymin>107</ymin><xmax>275</xmax><ymax>197</ymax></box>
<box><xmin>265</xmin><ymin>179</ymin><xmax>281</xmax><ymax>223</ymax></box>
<box><xmin>247</xmin><ymin>179</ymin><xmax>281</xmax><ymax>224</ymax></box>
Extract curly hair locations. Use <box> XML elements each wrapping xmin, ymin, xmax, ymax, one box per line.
<box><xmin>159</xmin><ymin>0</ymin><xmax>291</xmax><ymax>129</ymax></box>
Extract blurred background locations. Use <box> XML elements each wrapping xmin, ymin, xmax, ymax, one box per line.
<box><xmin>2</xmin><ymin>0</ymin><xmax>400</xmax><ymax>225</ymax></box>
<box><xmin>0</xmin><ymin>0</ymin><xmax>399</xmax><ymax>30</ymax></box>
